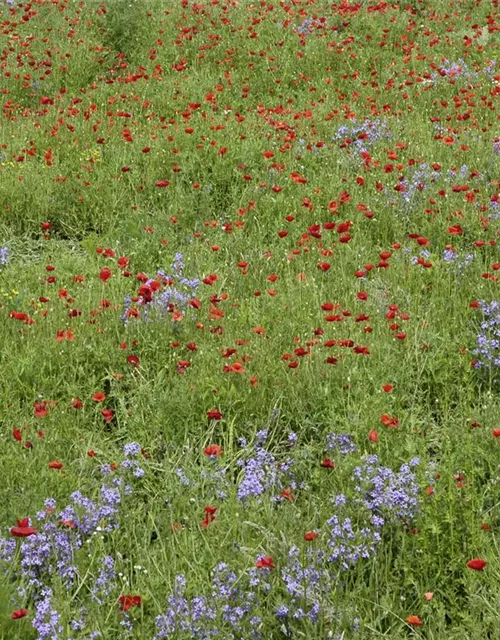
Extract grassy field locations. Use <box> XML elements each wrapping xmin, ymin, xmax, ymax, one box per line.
<box><xmin>0</xmin><ymin>0</ymin><xmax>499</xmax><ymax>637</ymax></box>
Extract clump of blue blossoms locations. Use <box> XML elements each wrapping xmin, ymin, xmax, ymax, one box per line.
<box><xmin>236</xmin><ymin>430</ymin><xmax>298</xmax><ymax>502</ymax></box>
<box><xmin>0</xmin><ymin>246</ymin><xmax>9</xmax><ymax>269</ymax></box>
<box><xmin>154</xmin><ymin>565</ymin><xmax>263</xmax><ymax>639</ymax></box>
<box><xmin>441</xmin><ymin>249</ymin><xmax>474</xmax><ymax>284</ymax></box>
<box><xmin>333</xmin><ymin>119</ymin><xmax>391</xmax><ymax>153</ymax></box>
<box><xmin>474</xmin><ymin>301</ymin><xmax>500</xmax><ymax>371</ymax></box>
<box><xmin>326</xmin><ymin>433</ymin><xmax>357</xmax><ymax>456</ymax></box>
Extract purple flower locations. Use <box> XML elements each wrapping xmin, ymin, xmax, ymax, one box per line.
<box><xmin>32</xmin><ymin>588</ymin><xmax>63</xmax><ymax>639</ymax></box>
<box><xmin>123</xmin><ymin>442</ymin><xmax>141</xmax><ymax>457</ymax></box>
<box><xmin>474</xmin><ymin>301</ymin><xmax>500</xmax><ymax>372</ymax></box>
<box><xmin>92</xmin><ymin>556</ymin><xmax>116</xmax><ymax>603</ymax></box>
<box><xmin>326</xmin><ymin>433</ymin><xmax>357</xmax><ymax>455</ymax></box>
<box><xmin>154</xmin><ymin>565</ymin><xmax>262</xmax><ymax>639</ymax></box>
<box><xmin>0</xmin><ymin>246</ymin><xmax>9</xmax><ymax>266</ymax></box>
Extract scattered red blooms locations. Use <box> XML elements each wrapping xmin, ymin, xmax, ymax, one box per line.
<box><xmin>126</xmin><ymin>355</ymin><xmax>140</xmax><ymax>367</ymax></box>
<box><xmin>255</xmin><ymin>556</ymin><xmax>275</xmax><ymax>569</ymax></box>
<box><xmin>119</xmin><ymin>595</ymin><xmax>142</xmax><ymax>612</ymax></box>
<box><xmin>101</xmin><ymin>409</ymin><xmax>115</xmax><ymax>423</ymax></box>
<box><xmin>59</xmin><ymin>519</ymin><xmax>77</xmax><ymax>528</ymax></box>
<box><xmin>406</xmin><ymin>616</ymin><xmax>423</xmax><ymax>627</ymax></box>
<box><xmin>207</xmin><ymin>409</ymin><xmax>223</xmax><ymax>421</ymax></box>
<box><xmin>320</xmin><ymin>458</ymin><xmax>335</xmax><ymax>469</ymax></box>
<box><xmin>11</xmin><ymin>609</ymin><xmax>28</xmax><ymax>620</ymax></box>
<box><xmin>201</xmin><ymin>506</ymin><xmax>217</xmax><ymax>528</ymax></box>
<box><xmin>304</xmin><ymin>531</ymin><xmax>319</xmax><ymax>541</ymax></box>
<box><xmin>380</xmin><ymin>414</ymin><xmax>399</xmax><ymax>428</ymax></box>
<box><xmin>34</xmin><ymin>402</ymin><xmax>48</xmax><ymax>418</ymax></box>
<box><xmin>466</xmin><ymin>558</ymin><xmax>487</xmax><ymax>572</ymax></box>
<box><xmin>281</xmin><ymin>488</ymin><xmax>294</xmax><ymax>502</ymax></box>
<box><xmin>10</xmin><ymin>519</ymin><xmax>37</xmax><ymax>538</ymax></box>
<box><xmin>204</xmin><ymin>444</ymin><xmax>223</xmax><ymax>457</ymax></box>
<box><xmin>99</xmin><ymin>268</ymin><xmax>112</xmax><ymax>283</ymax></box>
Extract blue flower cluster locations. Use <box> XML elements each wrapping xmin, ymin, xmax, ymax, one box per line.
<box><xmin>333</xmin><ymin>119</ymin><xmax>391</xmax><ymax>154</ymax></box>
<box><xmin>236</xmin><ymin>430</ymin><xmax>296</xmax><ymax>502</ymax></box>
<box><xmin>154</xmin><ymin>565</ymin><xmax>263</xmax><ymax>639</ymax></box>
<box><xmin>0</xmin><ymin>246</ymin><xmax>9</xmax><ymax>268</ymax></box>
<box><xmin>474</xmin><ymin>301</ymin><xmax>500</xmax><ymax>369</ymax></box>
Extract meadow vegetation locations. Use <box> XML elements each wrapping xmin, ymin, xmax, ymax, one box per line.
<box><xmin>0</xmin><ymin>0</ymin><xmax>499</xmax><ymax>637</ymax></box>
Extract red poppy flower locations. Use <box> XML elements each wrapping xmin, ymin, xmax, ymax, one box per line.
<box><xmin>304</xmin><ymin>531</ymin><xmax>319</xmax><ymax>541</ymax></box>
<box><xmin>466</xmin><ymin>558</ymin><xmax>486</xmax><ymax>571</ymax></box>
<box><xmin>11</xmin><ymin>609</ymin><xmax>28</xmax><ymax>620</ymax></box>
<box><xmin>320</xmin><ymin>458</ymin><xmax>335</xmax><ymax>469</ymax></box>
<box><xmin>101</xmin><ymin>409</ymin><xmax>114</xmax><ymax>423</ymax></box>
<box><xmin>207</xmin><ymin>409</ymin><xmax>222</xmax><ymax>421</ymax></box>
<box><xmin>117</xmin><ymin>256</ymin><xmax>130</xmax><ymax>269</ymax></box>
<box><xmin>92</xmin><ymin>392</ymin><xmax>106</xmax><ymax>402</ymax></box>
<box><xmin>119</xmin><ymin>595</ymin><xmax>142</xmax><ymax>612</ymax></box>
<box><xmin>34</xmin><ymin>402</ymin><xmax>48</xmax><ymax>418</ymax></box>
<box><xmin>127</xmin><ymin>355</ymin><xmax>140</xmax><ymax>367</ymax></box>
<box><xmin>10</xmin><ymin>518</ymin><xmax>37</xmax><ymax>538</ymax></box>
<box><xmin>48</xmin><ymin>461</ymin><xmax>63</xmax><ymax>470</ymax></box>
<box><xmin>13</xmin><ymin>428</ymin><xmax>22</xmax><ymax>442</ymax></box>
<box><xmin>353</xmin><ymin>345</ymin><xmax>370</xmax><ymax>355</ymax></box>
<box><xmin>58</xmin><ymin>519</ymin><xmax>76</xmax><ymax>528</ymax></box>
<box><xmin>99</xmin><ymin>268</ymin><xmax>112</xmax><ymax>283</ymax></box>
<box><xmin>406</xmin><ymin>615</ymin><xmax>423</xmax><ymax>627</ymax></box>
<box><xmin>155</xmin><ymin>180</ymin><xmax>170</xmax><ymax>188</ymax></box>
<box><xmin>380</xmin><ymin>414</ymin><xmax>399</xmax><ymax>428</ymax></box>
<box><xmin>204</xmin><ymin>444</ymin><xmax>223</xmax><ymax>457</ymax></box>
<box><xmin>189</xmin><ymin>298</ymin><xmax>202</xmax><ymax>310</ymax></box>
<box><xmin>368</xmin><ymin>430</ymin><xmax>379</xmax><ymax>443</ymax></box>
<box><xmin>201</xmin><ymin>505</ymin><xmax>217</xmax><ymax>528</ymax></box>
<box><xmin>255</xmin><ymin>556</ymin><xmax>275</xmax><ymax>569</ymax></box>
<box><xmin>290</xmin><ymin>172</ymin><xmax>307</xmax><ymax>184</ymax></box>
